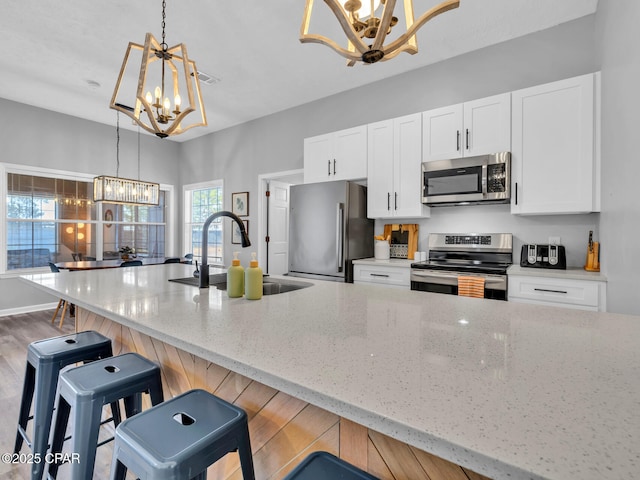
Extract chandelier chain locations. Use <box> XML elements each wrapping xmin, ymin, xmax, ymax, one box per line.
<box><xmin>161</xmin><ymin>0</ymin><xmax>167</xmax><ymax>49</ymax></box>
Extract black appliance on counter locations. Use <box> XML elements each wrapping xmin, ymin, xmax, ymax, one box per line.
<box><xmin>519</xmin><ymin>244</ymin><xmax>567</xmax><ymax>269</ymax></box>
<box><xmin>410</xmin><ymin>233</ymin><xmax>512</xmax><ymax>300</ymax></box>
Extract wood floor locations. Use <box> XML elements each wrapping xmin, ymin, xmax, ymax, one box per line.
<box><xmin>0</xmin><ymin>310</ymin><xmax>133</xmax><ymax>480</ymax></box>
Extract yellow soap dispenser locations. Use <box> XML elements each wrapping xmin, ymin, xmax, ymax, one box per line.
<box><xmin>244</xmin><ymin>252</ymin><xmax>263</xmax><ymax>300</ymax></box>
<box><xmin>227</xmin><ymin>251</ymin><xmax>244</xmax><ymax>298</ymax></box>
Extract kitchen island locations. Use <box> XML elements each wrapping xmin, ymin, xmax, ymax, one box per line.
<box><xmin>21</xmin><ymin>264</ymin><xmax>640</xmax><ymax>480</ymax></box>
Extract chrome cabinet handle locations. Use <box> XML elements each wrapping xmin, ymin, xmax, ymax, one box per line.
<box><xmin>387</xmin><ymin>192</ymin><xmax>391</xmax><ymax>211</ymax></box>
<box><xmin>394</xmin><ymin>192</ymin><xmax>398</xmax><ymax>210</ymax></box>
<box><xmin>327</xmin><ymin>160</ymin><xmax>331</xmax><ymax>176</ymax></box>
<box><xmin>466</xmin><ymin>128</ymin><xmax>470</xmax><ymax>150</ymax></box>
<box><xmin>456</xmin><ymin>130</ymin><xmax>460</xmax><ymax>151</ymax></box>
<box><xmin>333</xmin><ymin>159</ymin><xmax>336</xmax><ymax>175</ymax></box>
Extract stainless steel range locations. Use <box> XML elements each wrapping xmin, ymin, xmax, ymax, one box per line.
<box><xmin>410</xmin><ymin>233</ymin><xmax>513</xmax><ymax>300</ymax></box>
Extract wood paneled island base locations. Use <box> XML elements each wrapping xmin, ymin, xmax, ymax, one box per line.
<box><xmin>77</xmin><ymin>308</ymin><xmax>490</xmax><ymax>480</ymax></box>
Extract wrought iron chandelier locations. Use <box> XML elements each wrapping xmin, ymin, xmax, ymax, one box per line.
<box><xmin>300</xmin><ymin>0</ymin><xmax>460</xmax><ymax>66</ymax></box>
<box><xmin>110</xmin><ymin>0</ymin><xmax>206</xmax><ymax>138</ymax></box>
<box><xmin>94</xmin><ymin>113</ymin><xmax>160</xmax><ymax>206</ymax></box>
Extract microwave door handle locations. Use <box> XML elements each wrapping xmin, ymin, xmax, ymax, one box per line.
<box><xmin>482</xmin><ymin>164</ymin><xmax>488</xmax><ymax>196</ymax></box>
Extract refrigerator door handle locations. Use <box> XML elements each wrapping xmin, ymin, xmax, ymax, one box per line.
<box><xmin>336</xmin><ymin>203</ymin><xmax>344</xmax><ymax>272</ymax></box>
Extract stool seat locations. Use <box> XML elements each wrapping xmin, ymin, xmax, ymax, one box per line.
<box><xmin>284</xmin><ymin>452</ymin><xmax>379</xmax><ymax>479</ymax></box>
<box><xmin>13</xmin><ymin>330</ymin><xmax>113</xmax><ymax>480</ymax></box>
<box><xmin>110</xmin><ymin>389</ymin><xmax>255</xmax><ymax>480</ymax></box>
<box><xmin>47</xmin><ymin>352</ymin><xmax>164</xmax><ymax>480</ymax></box>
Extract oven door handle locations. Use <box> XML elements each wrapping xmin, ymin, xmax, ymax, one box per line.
<box><xmin>411</xmin><ymin>270</ymin><xmax>506</xmax><ymax>288</ymax></box>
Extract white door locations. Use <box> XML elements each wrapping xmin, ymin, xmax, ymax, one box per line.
<box><xmin>463</xmin><ymin>92</ymin><xmax>511</xmax><ymax>156</ymax></box>
<box><xmin>422</xmin><ymin>104</ymin><xmax>463</xmax><ymax>161</ymax></box>
<box><xmin>267</xmin><ymin>180</ymin><xmax>291</xmax><ymax>275</ymax></box>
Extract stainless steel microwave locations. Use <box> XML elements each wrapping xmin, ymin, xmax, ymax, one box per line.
<box><xmin>422</xmin><ymin>152</ymin><xmax>511</xmax><ymax>206</ymax></box>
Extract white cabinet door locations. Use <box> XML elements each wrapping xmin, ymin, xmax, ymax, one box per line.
<box><xmin>511</xmin><ymin>73</ymin><xmax>597</xmax><ymax>214</ymax></box>
<box><xmin>303</xmin><ymin>126</ymin><xmax>367</xmax><ymax>184</ymax></box>
<box><xmin>303</xmin><ymin>134</ymin><xmax>333</xmax><ymax>183</ymax></box>
<box><xmin>422</xmin><ymin>93</ymin><xmax>511</xmax><ymax>162</ymax></box>
<box><xmin>367</xmin><ymin>114</ymin><xmax>428</xmax><ymax>218</ymax></box>
<box><xmin>422</xmin><ymin>104</ymin><xmax>463</xmax><ymax>161</ymax></box>
<box><xmin>333</xmin><ymin>126</ymin><xmax>368</xmax><ymax>180</ymax></box>
<box><xmin>367</xmin><ymin>120</ymin><xmax>395</xmax><ymax>218</ymax></box>
<box><xmin>394</xmin><ymin>113</ymin><xmax>426</xmax><ymax>217</ymax></box>
<box><xmin>464</xmin><ymin>93</ymin><xmax>511</xmax><ymax>156</ymax></box>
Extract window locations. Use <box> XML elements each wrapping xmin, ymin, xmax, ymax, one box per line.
<box><xmin>184</xmin><ymin>181</ymin><xmax>223</xmax><ymax>265</ymax></box>
<box><xmin>2</xmin><ymin>166</ymin><xmax>170</xmax><ymax>272</ymax></box>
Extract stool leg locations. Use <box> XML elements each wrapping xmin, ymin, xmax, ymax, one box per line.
<box><xmin>51</xmin><ymin>299</ymin><xmax>64</xmax><ymax>324</ymax></box>
<box><xmin>149</xmin><ymin>370</ymin><xmax>165</xmax><ymax>406</ymax></box>
<box><xmin>47</xmin><ymin>395</ymin><xmax>71</xmax><ymax>479</ymax></box>
<box><xmin>237</xmin><ymin>425</ymin><xmax>256</xmax><ymax>480</ymax></box>
<box><xmin>67</xmin><ymin>398</ymin><xmax>104</xmax><ymax>480</ymax></box>
<box><xmin>123</xmin><ymin>393</ymin><xmax>142</xmax><ymax>418</ymax></box>
<box><xmin>31</xmin><ymin>362</ymin><xmax>62</xmax><ymax>480</ymax></box>
<box><xmin>13</xmin><ymin>363</ymin><xmax>36</xmax><ymax>454</ymax></box>
<box><xmin>110</xmin><ymin>457</ymin><xmax>128</xmax><ymax>480</ymax></box>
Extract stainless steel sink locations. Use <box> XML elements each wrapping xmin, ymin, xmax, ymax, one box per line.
<box><xmin>169</xmin><ymin>274</ymin><xmax>312</xmax><ymax>295</ymax></box>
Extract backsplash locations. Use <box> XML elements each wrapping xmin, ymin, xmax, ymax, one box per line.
<box><xmin>375</xmin><ymin>204</ymin><xmax>599</xmax><ymax>268</ymax></box>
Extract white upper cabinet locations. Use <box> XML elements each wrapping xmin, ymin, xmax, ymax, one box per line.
<box><xmin>367</xmin><ymin>113</ymin><xmax>429</xmax><ymax>218</ymax></box>
<box><xmin>303</xmin><ymin>125</ymin><xmax>367</xmax><ymax>183</ymax></box>
<box><xmin>511</xmin><ymin>73</ymin><xmax>600</xmax><ymax>214</ymax></box>
<box><xmin>422</xmin><ymin>93</ymin><xmax>511</xmax><ymax>161</ymax></box>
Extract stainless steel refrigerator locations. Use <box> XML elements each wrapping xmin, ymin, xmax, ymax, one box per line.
<box><xmin>288</xmin><ymin>180</ymin><xmax>374</xmax><ymax>282</ymax></box>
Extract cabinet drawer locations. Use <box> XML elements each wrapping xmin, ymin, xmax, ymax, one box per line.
<box><xmin>508</xmin><ymin>275</ymin><xmax>600</xmax><ymax>309</ymax></box>
<box><xmin>354</xmin><ymin>265</ymin><xmax>410</xmax><ymax>287</ymax></box>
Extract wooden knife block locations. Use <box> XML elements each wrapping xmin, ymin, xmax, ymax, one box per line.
<box><xmin>584</xmin><ymin>241</ymin><xmax>600</xmax><ymax>272</ymax></box>
<box><xmin>383</xmin><ymin>224</ymin><xmax>418</xmax><ymax>260</ymax></box>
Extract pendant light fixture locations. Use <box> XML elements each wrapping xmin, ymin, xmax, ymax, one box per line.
<box><xmin>300</xmin><ymin>0</ymin><xmax>460</xmax><ymax>66</ymax></box>
<box><xmin>110</xmin><ymin>0</ymin><xmax>207</xmax><ymax>138</ymax></box>
<box><xmin>94</xmin><ymin>113</ymin><xmax>160</xmax><ymax>206</ymax></box>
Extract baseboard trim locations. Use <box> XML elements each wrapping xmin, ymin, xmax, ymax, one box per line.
<box><xmin>0</xmin><ymin>302</ymin><xmax>57</xmax><ymax>318</ymax></box>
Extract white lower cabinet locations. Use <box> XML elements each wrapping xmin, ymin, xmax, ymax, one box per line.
<box><xmin>508</xmin><ymin>267</ymin><xmax>607</xmax><ymax>311</ymax></box>
<box><xmin>353</xmin><ymin>261</ymin><xmax>411</xmax><ymax>288</ymax></box>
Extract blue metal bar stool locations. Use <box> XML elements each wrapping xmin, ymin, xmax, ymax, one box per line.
<box><xmin>110</xmin><ymin>389</ymin><xmax>255</xmax><ymax>480</ymax></box>
<box><xmin>13</xmin><ymin>330</ymin><xmax>113</xmax><ymax>480</ymax></box>
<box><xmin>284</xmin><ymin>452</ymin><xmax>379</xmax><ymax>480</ymax></box>
<box><xmin>46</xmin><ymin>352</ymin><xmax>164</xmax><ymax>480</ymax></box>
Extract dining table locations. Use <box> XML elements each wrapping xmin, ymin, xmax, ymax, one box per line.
<box><xmin>55</xmin><ymin>257</ymin><xmax>182</xmax><ymax>271</ymax></box>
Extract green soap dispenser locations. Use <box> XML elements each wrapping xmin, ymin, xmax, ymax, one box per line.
<box><xmin>227</xmin><ymin>252</ymin><xmax>244</xmax><ymax>298</ymax></box>
<box><xmin>245</xmin><ymin>252</ymin><xmax>263</xmax><ymax>300</ymax></box>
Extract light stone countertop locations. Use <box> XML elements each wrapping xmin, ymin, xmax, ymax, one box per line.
<box><xmin>21</xmin><ymin>264</ymin><xmax>639</xmax><ymax>480</ymax></box>
<box><xmin>352</xmin><ymin>257</ymin><xmax>414</xmax><ymax>267</ymax></box>
<box><xmin>508</xmin><ymin>265</ymin><xmax>608</xmax><ymax>282</ymax></box>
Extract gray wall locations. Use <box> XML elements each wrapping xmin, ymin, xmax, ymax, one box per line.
<box><xmin>596</xmin><ymin>0</ymin><xmax>640</xmax><ymax>315</ymax></box>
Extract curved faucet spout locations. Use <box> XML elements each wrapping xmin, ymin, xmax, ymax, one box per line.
<box><xmin>199</xmin><ymin>210</ymin><xmax>251</xmax><ymax>288</ymax></box>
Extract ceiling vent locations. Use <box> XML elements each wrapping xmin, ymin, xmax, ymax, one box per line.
<box><xmin>196</xmin><ymin>70</ymin><xmax>220</xmax><ymax>85</ymax></box>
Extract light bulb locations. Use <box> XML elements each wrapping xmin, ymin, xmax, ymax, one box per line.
<box><xmin>145</xmin><ymin>91</ymin><xmax>153</xmax><ymax>104</ymax></box>
<box><xmin>154</xmin><ymin>86</ymin><xmax>161</xmax><ymax>104</ymax></box>
<box><xmin>174</xmin><ymin>93</ymin><xmax>181</xmax><ymax>113</ymax></box>
<box><xmin>163</xmin><ymin>97</ymin><xmax>170</xmax><ymax>115</ymax></box>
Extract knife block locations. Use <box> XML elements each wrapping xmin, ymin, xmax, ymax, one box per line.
<box><xmin>584</xmin><ymin>241</ymin><xmax>600</xmax><ymax>272</ymax></box>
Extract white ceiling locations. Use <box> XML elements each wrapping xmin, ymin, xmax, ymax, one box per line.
<box><xmin>0</xmin><ymin>1</ymin><xmax>598</xmax><ymax>142</ymax></box>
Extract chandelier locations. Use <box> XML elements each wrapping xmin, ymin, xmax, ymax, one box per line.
<box><xmin>300</xmin><ymin>0</ymin><xmax>460</xmax><ymax>66</ymax></box>
<box><xmin>110</xmin><ymin>0</ymin><xmax>206</xmax><ymax>138</ymax></box>
<box><xmin>94</xmin><ymin>114</ymin><xmax>160</xmax><ymax>206</ymax></box>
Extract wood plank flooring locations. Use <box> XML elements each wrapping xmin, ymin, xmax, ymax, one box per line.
<box><xmin>1</xmin><ymin>310</ymin><xmax>492</xmax><ymax>480</ymax></box>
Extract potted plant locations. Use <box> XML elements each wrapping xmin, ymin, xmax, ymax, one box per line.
<box><xmin>119</xmin><ymin>246</ymin><xmax>135</xmax><ymax>260</ymax></box>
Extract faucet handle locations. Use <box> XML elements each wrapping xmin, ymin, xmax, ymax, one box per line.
<box><xmin>193</xmin><ymin>260</ymin><xmax>200</xmax><ymax>277</ymax></box>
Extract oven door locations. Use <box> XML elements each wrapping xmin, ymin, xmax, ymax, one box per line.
<box><xmin>410</xmin><ymin>269</ymin><xmax>507</xmax><ymax>300</ymax></box>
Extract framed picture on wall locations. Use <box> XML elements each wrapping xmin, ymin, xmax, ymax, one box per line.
<box><xmin>104</xmin><ymin>209</ymin><xmax>113</xmax><ymax>228</ymax></box>
<box><xmin>232</xmin><ymin>192</ymin><xmax>249</xmax><ymax>216</ymax></box>
<box><xmin>232</xmin><ymin>220</ymin><xmax>249</xmax><ymax>244</ymax></box>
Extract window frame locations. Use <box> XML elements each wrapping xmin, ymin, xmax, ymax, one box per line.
<box><xmin>1</xmin><ymin>162</ymin><xmax>174</xmax><ymax>275</ymax></box>
<box><xmin>183</xmin><ymin>179</ymin><xmax>224</xmax><ymax>265</ymax></box>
